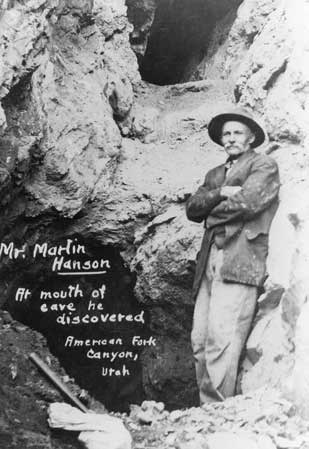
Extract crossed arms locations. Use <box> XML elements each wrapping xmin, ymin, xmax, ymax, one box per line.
<box><xmin>186</xmin><ymin>156</ymin><xmax>280</xmax><ymax>228</ymax></box>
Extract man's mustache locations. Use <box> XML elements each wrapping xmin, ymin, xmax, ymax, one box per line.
<box><xmin>225</xmin><ymin>144</ymin><xmax>241</xmax><ymax>149</ymax></box>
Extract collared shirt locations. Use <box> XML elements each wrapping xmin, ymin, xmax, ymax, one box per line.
<box><xmin>224</xmin><ymin>158</ymin><xmax>238</xmax><ymax>176</ymax></box>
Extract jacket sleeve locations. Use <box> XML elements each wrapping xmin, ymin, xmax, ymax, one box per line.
<box><xmin>186</xmin><ymin>169</ymin><xmax>224</xmax><ymax>223</ymax></box>
<box><xmin>207</xmin><ymin>156</ymin><xmax>280</xmax><ymax>228</ymax></box>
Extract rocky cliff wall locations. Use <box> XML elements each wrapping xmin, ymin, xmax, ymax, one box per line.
<box><xmin>0</xmin><ymin>0</ymin><xmax>139</xmax><ymax>220</ymax></box>
<box><xmin>193</xmin><ymin>0</ymin><xmax>309</xmax><ymax>397</ymax></box>
<box><xmin>0</xmin><ymin>0</ymin><xmax>308</xmax><ymax>416</ymax></box>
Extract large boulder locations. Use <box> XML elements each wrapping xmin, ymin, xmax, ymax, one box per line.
<box><xmin>196</xmin><ymin>0</ymin><xmax>309</xmax><ymax>145</ymax></box>
<box><xmin>0</xmin><ymin>0</ymin><xmax>140</xmax><ymax>218</ymax></box>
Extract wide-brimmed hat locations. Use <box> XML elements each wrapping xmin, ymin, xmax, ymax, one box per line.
<box><xmin>208</xmin><ymin>107</ymin><xmax>266</xmax><ymax>149</ymax></box>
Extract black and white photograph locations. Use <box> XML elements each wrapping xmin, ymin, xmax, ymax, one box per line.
<box><xmin>0</xmin><ymin>0</ymin><xmax>308</xmax><ymax>448</ymax></box>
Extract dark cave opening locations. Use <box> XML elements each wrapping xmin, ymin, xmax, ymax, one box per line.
<box><xmin>126</xmin><ymin>0</ymin><xmax>243</xmax><ymax>85</ymax></box>
<box><xmin>3</xmin><ymin>236</ymin><xmax>149</xmax><ymax>412</ymax></box>
<box><xmin>140</xmin><ymin>0</ymin><xmax>210</xmax><ymax>85</ymax></box>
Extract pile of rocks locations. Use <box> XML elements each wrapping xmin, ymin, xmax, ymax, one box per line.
<box><xmin>120</xmin><ymin>387</ymin><xmax>309</xmax><ymax>449</ymax></box>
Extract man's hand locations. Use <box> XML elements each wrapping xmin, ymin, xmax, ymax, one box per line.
<box><xmin>220</xmin><ymin>186</ymin><xmax>242</xmax><ymax>198</ymax></box>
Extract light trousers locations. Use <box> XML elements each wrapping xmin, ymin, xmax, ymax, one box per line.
<box><xmin>191</xmin><ymin>244</ymin><xmax>258</xmax><ymax>404</ymax></box>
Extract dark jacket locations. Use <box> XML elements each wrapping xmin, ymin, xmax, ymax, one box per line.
<box><xmin>186</xmin><ymin>149</ymin><xmax>280</xmax><ymax>299</ymax></box>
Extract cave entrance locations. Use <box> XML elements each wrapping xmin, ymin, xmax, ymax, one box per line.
<box><xmin>127</xmin><ymin>0</ymin><xmax>243</xmax><ymax>85</ymax></box>
<box><xmin>3</xmin><ymin>236</ymin><xmax>148</xmax><ymax>412</ymax></box>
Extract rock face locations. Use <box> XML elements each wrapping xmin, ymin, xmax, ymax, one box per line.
<box><xmin>287</xmin><ymin>301</ymin><xmax>309</xmax><ymax>419</ymax></box>
<box><xmin>195</xmin><ymin>0</ymin><xmax>309</xmax><ymax>145</ymax></box>
<box><xmin>126</xmin><ymin>0</ymin><xmax>156</xmax><ymax>62</ymax></box>
<box><xmin>192</xmin><ymin>0</ymin><xmax>309</xmax><ymax>398</ymax></box>
<box><xmin>0</xmin><ymin>0</ymin><xmax>309</xmax><ymax>419</ymax></box>
<box><xmin>0</xmin><ymin>0</ymin><xmax>139</xmax><ymax>219</ymax></box>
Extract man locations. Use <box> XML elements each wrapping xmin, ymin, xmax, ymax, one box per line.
<box><xmin>186</xmin><ymin>108</ymin><xmax>280</xmax><ymax>404</ymax></box>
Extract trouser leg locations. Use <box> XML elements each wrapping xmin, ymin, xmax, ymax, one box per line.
<box><xmin>191</xmin><ymin>271</ymin><xmax>215</xmax><ymax>403</ymax></box>
<box><xmin>191</xmin><ymin>245</ymin><xmax>221</xmax><ymax>404</ymax></box>
<box><xmin>191</xmin><ymin>245</ymin><xmax>258</xmax><ymax>403</ymax></box>
<box><xmin>205</xmin><ymin>249</ymin><xmax>258</xmax><ymax>399</ymax></box>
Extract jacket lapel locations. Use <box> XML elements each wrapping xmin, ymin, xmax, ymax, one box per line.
<box><xmin>213</xmin><ymin>164</ymin><xmax>226</xmax><ymax>188</ymax></box>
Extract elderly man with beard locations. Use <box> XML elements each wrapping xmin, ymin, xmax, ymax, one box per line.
<box><xmin>186</xmin><ymin>108</ymin><xmax>280</xmax><ymax>404</ymax></box>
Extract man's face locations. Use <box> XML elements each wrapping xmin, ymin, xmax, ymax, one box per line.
<box><xmin>221</xmin><ymin>121</ymin><xmax>255</xmax><ymax>158</ymax></box>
